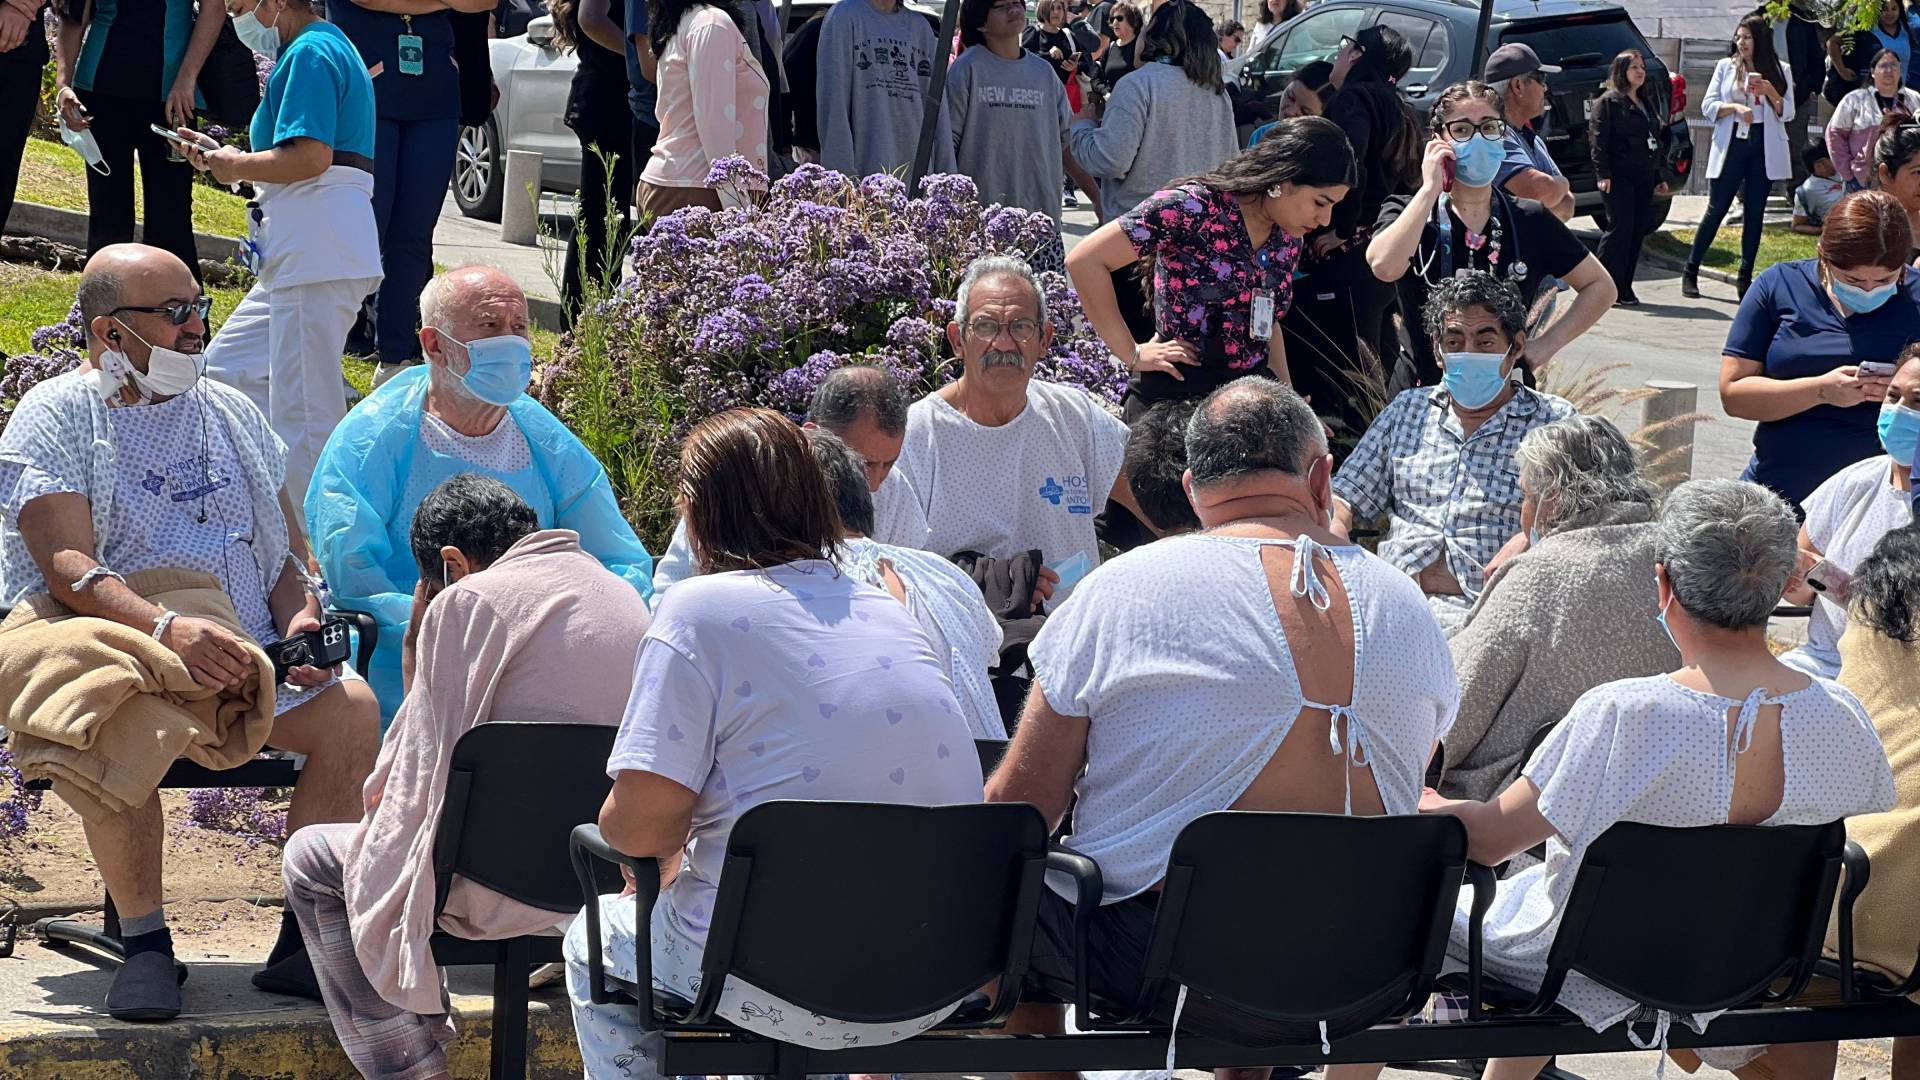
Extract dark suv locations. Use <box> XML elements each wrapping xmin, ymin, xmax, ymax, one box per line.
<box><xmin>1234</xmin><ymin>0</ymin><xmax>1693</xmax><ymax>227</ymax></box>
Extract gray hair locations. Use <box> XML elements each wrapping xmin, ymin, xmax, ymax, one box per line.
<box><xmin>1422</xmin><ymin>269</ymin><xmax>1527</xmax><ymax>346</ymax></box>
<box><xmin>418</xmin><ymin>264</ymin><xmax>520</xmax><ymax>333</ymax></box>
<box><xmin>806</xmin><ymin>427</ymin><xmax>876</xmax><ymax>537</ymax></box>
<box><xmin>1489</xmin><ymin>76</ymin><xmax>1514</xmax><ymax>102</ymax></box>
<box><xmin>1514</xmin><ymin>416</ymin><xmax>1659</xmax><ymax>535</ymax></box>
<box><xmin>954</xmin><ymin>255</ymin><xmax>1049</xmax><ymax>329</ymax></box>
<box><xmin>1654</xmin><ymin>479</ymin><xmax>1799</xmax><ymax>631</ymax></box>
<box><xmin>76</xmin><ymin>269</ymin><xmax>125</xmax><ymax>329</ymax></box>
<box><xmin>1185</xmin><ymin>376</ymin><xmax>1328</xmax><ymax>489</ymax></box>
<box><xmin>807</xmin><ymin>365</ymin><xmax>909</xmax><ymax>438</ymax></box>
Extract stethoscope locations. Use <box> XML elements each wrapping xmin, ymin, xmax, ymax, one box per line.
<box><xmin>1417</xmin><ymin>187</ymin><xmax>1524</xmax><ymax>284</ymax></box>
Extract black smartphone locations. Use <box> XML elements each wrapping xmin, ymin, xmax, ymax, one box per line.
<box><xmin>265</xmin><ymin>617</ymin><xmax>353</xmax><ymax>682</ymax></box>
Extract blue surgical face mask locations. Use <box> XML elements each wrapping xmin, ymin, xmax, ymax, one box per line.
<box><xmin>232</xmin><ymin>4</ymin><xmax>281</xmax><ymax>58</ymax></box>
<box><xmin>1449</xmin><ymin>133</ymin><xmax>1505</xmax><ymax>188</ymax></box>
<box><xmin>1831</xmin><ymin>275</ymin><xmax>1898</xmax><ymax>314</ymax></box>
<box><xmin>437</xmin><ymin>329</ymin><xmax>533</xmax><ymax>406</ymax></box>
<box><xmin>1880</xmin><ymin>401</ymin><xmax>1920</xmax><ymax>466</ymax></box>
<box><xmin>1655</xmin><ymin>591</ymin><xmax>1680</xmax><ymax>652</ymax></box>
<box><xmin>1441</xmin><ymin>350</ymin><xmax>1510</xmax><ymax>410</ymax></box>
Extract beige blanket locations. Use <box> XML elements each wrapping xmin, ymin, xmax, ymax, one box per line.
<box><xmin>0</xmin><ymin>568</ymin><xmax>275</xmax><ymax>820</ymax></box>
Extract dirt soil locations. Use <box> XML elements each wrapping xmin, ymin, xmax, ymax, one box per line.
<box><xmin>1</xmin><ymin>788</ymin><xmax>289</xmax><ymax>946</ymax></box>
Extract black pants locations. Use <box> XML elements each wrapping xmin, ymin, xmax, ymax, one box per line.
<box><xmin>79</xmin><ymin>90</ymin><xmax>199</xmax><ymax>277</ymax></box>
<box><xmin>0</xmin><ymin>61</ymin><xmax>38</xmax><ymax>236</ymax></box>
<box><xmin>1688</xmin><ymin>132</ymin><xmax>1770</xmax><ymax>272</ymax></box>
<box><xmin>1282</xmin><ymin>247</ymin><xmax>1397</xmax><ymax>446</ymax></box>
<box><xmin>1598</xmin><ymin>173</ymin><xmax>1657</xmax><ymax>300</ymax></box>
<box><xmin>562</xmin><ymin>125</ymin><xmax>635</xmax><ymax>321</ymax></box>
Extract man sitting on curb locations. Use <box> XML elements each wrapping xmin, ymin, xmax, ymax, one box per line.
<box><xmin>0</xmin><ymin>244</ymin><xmax>379</xmax><ymax>1022</ymax></box>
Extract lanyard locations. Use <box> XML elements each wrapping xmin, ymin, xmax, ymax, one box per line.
<box><xmin>1429</xmin><ymin>191</ymin><xmax>1520</xmax><ymax>283</ymax></box>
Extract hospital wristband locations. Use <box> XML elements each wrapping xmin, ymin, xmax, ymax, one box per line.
<box><xmin>152</xmin><ymin>610</ymin><xmax>181</xmax><ymax>642</ymax></box>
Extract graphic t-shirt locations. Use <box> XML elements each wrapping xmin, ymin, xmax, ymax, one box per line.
<box><xmin>895</xmin><ymin>379</ymin><xmax>1129</xmax><ymax>610</ymax></box>
<box><xmin>814</xmin><ymin>0</ymin><xmax>955</xmax><ymax>177</ymax></box>
<box><xmin>946</xmin><ymin>46</ymin><xmax>1074</xmax><ymax>224</ymax></box>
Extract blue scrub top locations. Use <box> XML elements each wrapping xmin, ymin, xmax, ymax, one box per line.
<box><xmin>624</xmin><ymin>0</ymin><xmax>659</xmax><ymax>126</ymax></box>
<box><xmin>251</xmin><ymin>22</ymin><xmax>378</xmax><ymax>158</ymax></box>
<box><xmin>328</xmin><ymin>0</ymin><xmax>462</xmax><ymax>122</ymax></box>
<box><xmin>1723</xmin><ymin>258</ymin><xmax>1920</xmax><ymax>507</ymax></box>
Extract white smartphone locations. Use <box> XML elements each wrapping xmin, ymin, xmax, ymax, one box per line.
<box><xmin>1804</xmin><ymin>558</ymin><xmax>1853</xmax><ymax>600</ymax></box>
<box><xmin>149</xmin><ymin>124</ymin><xmax>215</xmax><ymax>152</ymax></box>
<box><xmin>1858</xmin><ymin>360</ymin><xmax>1898</xmax><ymax>377</ymax></box>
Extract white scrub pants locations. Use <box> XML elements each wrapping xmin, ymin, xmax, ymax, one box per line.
<box><xmin>206</xmin><ymin>275</ymin><xmax>380</xmax><ymax>530</ymax></box>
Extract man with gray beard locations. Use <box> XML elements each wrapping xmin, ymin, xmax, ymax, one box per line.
<box><xmin>895</xmin><ymin>256</ymin><xmax>1132</xmax><ymax>611</ymax></box>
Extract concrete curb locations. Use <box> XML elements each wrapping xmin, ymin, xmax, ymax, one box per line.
<box><xmin>2</xmin><ymin>201</ymin><xmax>244</xmax><ymax>265</ymax></box>
<box><xmin>1643</xmin><ymin>231</ymin><xmax>1740</xmax><ymax>286</ymax></box>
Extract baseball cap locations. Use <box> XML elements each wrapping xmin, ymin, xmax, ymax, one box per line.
<box><xmin>1482</xmin><ymin>42</ymin><xmax>1561</xmax><ymax>83</ymax></box>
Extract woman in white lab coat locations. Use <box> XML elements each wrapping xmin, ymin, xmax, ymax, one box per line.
<box><xmin>1682</xmin><ymin>12</ymin><xmax>1794</xmax><ymax>301</ymax></box>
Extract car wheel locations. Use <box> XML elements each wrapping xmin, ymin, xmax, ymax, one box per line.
<box><xmin>453</xmin><ymin>117</ymin><xmax>503</xmax><ymax>223</ymax></box>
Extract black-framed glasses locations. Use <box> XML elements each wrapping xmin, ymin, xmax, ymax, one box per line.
<box><xmin>1338</xmin><ymin>34</ymin><xmax>1356</xmax><ymax>50</ymax></box>
<box><xmin>965</xmin><ymin>316</ymin><xmax>1041</xmax><ymax>342</ymax></box>
<box><xmin>112</xmin><ymin>295</ymin><xmax>213</xmax><ymax>326</ymax></box>
<box><xmin>1441</xmin><ymin>117</ymin><xmax>1509</xmax><ymax>141</ymax></box>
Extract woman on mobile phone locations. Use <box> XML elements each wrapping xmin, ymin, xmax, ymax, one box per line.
<box><xmin>1719</xmin><ymin>190</ymin><xmax>1920</xmax><ymax>510</ymax></box>
<box><xmin>185</xmin><ymin>0</ymin><xmax>383</xmax><ymax>525</ymax></box>
<box><xmin>1778</xmin><ymin>343</ymin><xmax>1920</xmax><ymax>679</ymax></box>
<box><xmin>1682</xmin><ymin>12</ymin><xmax>1793</xmax><ymax>300</ymax></box>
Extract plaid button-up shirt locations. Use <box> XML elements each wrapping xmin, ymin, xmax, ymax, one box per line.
<box><xmin>1333</xmin><ymin>384</ymin><xmax>1577</xmax><ymax>601</ymax></box>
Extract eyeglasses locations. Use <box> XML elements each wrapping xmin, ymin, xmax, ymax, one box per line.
<box><xmin>1440</xmin><ymin>117</ymin><xmax>1509</xmax><ymax>141</ymax></box>
<box><xmin>1338</xmin><ymin>34</ymin><xmax>1356</xmax><ymax>50</ymax></box>
<box><xmin>965</xmin><ymin>316</ymin><xmax>1041</xmax><ymax>342</ymax></box>
<box><xmin>112</xmin><ymin>296</ymin><xmax>214</xmax><ymax>326</ymax></box>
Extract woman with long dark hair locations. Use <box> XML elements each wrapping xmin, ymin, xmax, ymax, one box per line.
<box><xmin>1827</xmin><ymin>48</ymin><xmax>1920</xmax><ymax>190</ymax></box>
<box><xmin>1281</xmin><ymin>23</ymin><xmax>1419</xmax><ymax>421</ymax></box>
<box><xmin>1244</xmin><ymin>0</ymin><xmax>1299</xmax><ymax>60</ymax></box>
<box><xmin>1683</xmin><ymin>12</ymin><xmax>1793</xmax><ymax>300</ymax></box>
<box><xmin>1590</xmin><ymin>49</ymin><xmax>1670</xmax><ymax>306</ymax></box>
<box><xmin>634</xmin><ymin>0</ymin><xmax>769</xmax><ymax>218</ymax></box>
<box><xmin>1069</xmin><ymin>116</ymin><xmax>1354</xmax><ymax>545</ymax></box>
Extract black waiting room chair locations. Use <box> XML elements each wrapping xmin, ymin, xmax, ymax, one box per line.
<box><xmin>426</xmin><ymin>721</ymin><xmax>622</xmax><ymax>1080</ymax></box>
<box><xmin>32</xmin><ymin>609</ymin><xmax>380</xmax><ymax>962</ymax></box>
<box><xmin>1821</xmin><ymin>840</ymin><xmax>1920</xmax><ymax>1005</ymax></box>
<box><xmin>571</xmin><ymin>799</ymin><xmax>1052</xmax><ymax>1080</ymax></box>
<box><xmin>1059</xmin><ymin>812</ymin><xmax>1491</xmax><ymax>1048</ymax></box>
<box><xmin>1497</xmin><ymin>821</ymin><xmax>1846</xmax><ymax>1020</ymax></box>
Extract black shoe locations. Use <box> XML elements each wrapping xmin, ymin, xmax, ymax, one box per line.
<box><xmin>251</xmin><ymin>948</ymin><xmax>324</xmax><ymax>1002</ymax></box>
<box><xmin>107</xmin><ymin>951</ymin><xmax>184</xmax><ymax>1022</ymax></box>
<box><xmin>1681</xmin><ymin>267</ymin><xmax>1701</xmax><ymax>299</ymax></box>
<box><xmin>1620</xmin><ymin>288</ymin><xmax>1640</xmax><ymax>305</ymax></box>
<box><xmin>1737</xmin><ymin>266</ymin><xmax>1753</xmax><ymax>300</ymax></box>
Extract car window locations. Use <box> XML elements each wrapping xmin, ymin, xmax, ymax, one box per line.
<box><xmin>1499</xmin><ymin>17</ymin><xmax>1648</xmax><ymax>75</ymax></box>
<box><xmin>1270</xmin><ymin>6</ymin><xmax>1368</xmax><ymax>72</ymax></box>
<box><xmin>1373</xmin><ymin>10</ymin><xmax>1447</xmax><ymax>86</ymax></box>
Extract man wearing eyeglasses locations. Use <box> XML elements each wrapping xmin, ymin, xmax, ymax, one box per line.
<box><xmin>1484</xmin><ymin>43</ymin><xmax>1575</xmax><ymax>221</ymax></box>
<box><xmin>0</xmin><ymin>243</ymin><xmax>379</xmax><ymax>1023</ymax></box>
<box><xmin>895</xmin><ymin>255</ymin><xmax>1134</xmax><ymax>612</ymax></box>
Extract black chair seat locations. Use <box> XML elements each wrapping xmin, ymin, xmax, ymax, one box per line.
<box><xmin>429</xmin><ymin>932</ymin><xmax>566</xmax><ymax>969</ymax></box>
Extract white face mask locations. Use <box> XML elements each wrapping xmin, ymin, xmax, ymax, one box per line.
<box><xmin>232</xmin><ymin>3</ymin><xmax>282</xmax><ymax>58</ymax></box>
<box><xmin>101</xmin><ymin>319</ymin><xmax>204</xmax><ymax>401</ymax></box>
<box><xmin>59</xmin><ymin>119</ymin><xmax>109</xmax><ymax>175</ymax></box>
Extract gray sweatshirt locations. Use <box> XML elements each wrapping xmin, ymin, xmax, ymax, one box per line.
<box><xmin>815</xmin><ymin>0</ymin><xmax>956</xmax><ymax>179</ymax></box>
<box><xmin>947</xmin><ymin>46</ymin><xmax>1073</xmax><ymax>224</ymax></box>
<box><xmin>1067</xmin><ymin>59</ymin><xmax>1235</xmax><ymax>218</ymax></box>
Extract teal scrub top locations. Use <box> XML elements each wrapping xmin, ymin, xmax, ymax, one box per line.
<box><xmin>251</xmin><ymin>21</ymin><xmax>378</xmax><ymax>158</ymax></box>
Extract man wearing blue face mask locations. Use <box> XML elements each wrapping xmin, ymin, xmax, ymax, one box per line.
<box><xmin>306</xmin><ymin>266</ymin><xmax>655</xmax><ymax>729</ymax></box>
<box><xmin>1331</xmin><ymin>270</ymin><xmax>1576</xmax><ymax>632</ymax></box>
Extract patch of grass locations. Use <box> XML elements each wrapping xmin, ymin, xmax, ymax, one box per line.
<box><xmin>18</xmin><ymin>135</ymin><xmax>253</xmax><ymax>240</ymax></box>
<box><xmin>1646</xmin><ymin>224</ymin><xmax>1821</xmax><ymax>272</ymax></box>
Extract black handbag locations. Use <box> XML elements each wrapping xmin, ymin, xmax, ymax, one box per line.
<box><xmin>195</xmin><ymin>15</ymin><xmax>261</xmax><ymax>132</ymax></box>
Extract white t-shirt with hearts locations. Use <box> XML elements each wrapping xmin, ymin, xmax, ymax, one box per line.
<box><xmin>605</xmin><ymin>558</ymin><xmax>983</xmax><ymax>944</ymax></box>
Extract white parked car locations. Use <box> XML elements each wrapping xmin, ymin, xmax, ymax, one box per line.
<box><xmin>453</xmin><ymin>3</ymin><xmax>943</xmax><ymax>221</ymax></box>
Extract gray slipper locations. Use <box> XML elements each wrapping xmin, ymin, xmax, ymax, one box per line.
<box><xmin>106</xmin><ymin>951</ymin><xmax>183</xmax><ymax>1022</ymax></box>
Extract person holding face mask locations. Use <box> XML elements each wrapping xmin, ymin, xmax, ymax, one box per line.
<box><xmin>306</xmin><ymin>266</ymin><xmax>656</xmax><ymax>729</ymax></box>
<box><xmin>1331</xmin><ymin>271</ymin><xmax>1576</xmax><ymax>632</ymax></box>
<box><xmin>1068</xmin><ymin>118</ymin><xmax>1354</xmax><ymax>546</ymax></box>
<box><xmin>1719</xmin><ymin>190</ymin><xmax>1920</xmax><ymax>511</ymax></box>
<box><xmin>191</xmin><ymin>0</ymin><xmax>383</xmax><ymax>531</ymax></box>
<box><xmin>1367</xmin><ymin>81</ymin><xmax>1615</xmax><ymax>393</ymax></box>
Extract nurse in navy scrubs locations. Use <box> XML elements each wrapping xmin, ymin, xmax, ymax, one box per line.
<box><xmin>1719</xmin><ymin>189</ymin><xmax>1919</xmax><ymax>510</ymax></box>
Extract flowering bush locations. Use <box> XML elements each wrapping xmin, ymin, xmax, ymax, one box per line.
<box><xmin>0</xmin><ymin>302</ymin><xmax>85</xmax><ymax>438</ymax></box>
<box><xmin>537</xmin><ymin>157</ymin><xmax>1127</xmax><ymax>545</ymax></box>
<box><xmin>186</xmin><ymin>787</ymin><xmax>289</xmax><ymax>852</ymax></box>
<box><xmin>0</xmin><ymin>744</ymin><xmax>43</xmax><ymax>843</ymax></box>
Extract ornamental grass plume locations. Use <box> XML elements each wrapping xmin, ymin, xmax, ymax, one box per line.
<box><xmin>537</xmin><ymin>156</ymin><xmax>1127</xmax><ymax>549</ymax></box>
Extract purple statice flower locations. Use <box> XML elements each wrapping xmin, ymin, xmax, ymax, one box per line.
<box><xmin>885</xmin><ymin>316</ymin><xmax>940</xmax><ymax>352</ymax></box>
<box><xmin>0</xmin><ymin>743</ymin><xmax>42</xmax><ymax>841</ymax></box>
<box><xmin>691</xmin><ymin>306</ymin><xmax>769</xmax><ymax>360</ymax></box>
<box><xmin>704</xmin><ymin>153</ymin><xmax>769</xmax><ymax>195</ymax></box>
<box><xmin>917</xmin><ymin>172</ymin><xmax>978</xmax><ymax>206</ymax></box>
<box><xmin>730</xmin><ymin>274</ymin><xmax>776</xmax><ymax>306</ymax></box>
<box><xmin>185</xmin><ymin>786</ymin><xmax>288</xmax><ymax>850</ymax></box>
<box><xmin>28</xmin><ymin>302</ymin><xmax>84</xmax><ymax>353</ymax></box>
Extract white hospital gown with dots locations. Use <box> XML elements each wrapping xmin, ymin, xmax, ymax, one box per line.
<box><xmin>564</xmin><ymin>561</ymin><xmax>984</xmax><ymax>1080</ymax></box>
<box><xmin>1454</xmin><ymin>674</ymin><xmax>1895</xmax><ymax>1037</ymax></box>
<box><xmin>0</xmin><ymin>384</ymin><xmax>326</xmax><ymax>714</ymax></box>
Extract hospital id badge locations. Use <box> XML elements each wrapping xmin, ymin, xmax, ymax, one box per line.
<box><xmin>1250</xmin><ymin>291</ymin><xmax>1275</xmax><ymax>340</ymax></box>
<box><xmin>398</xmin><ymin>33</ymin><xmax>425</xmax><ymax>75</ymax></box>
